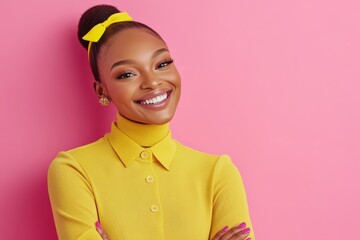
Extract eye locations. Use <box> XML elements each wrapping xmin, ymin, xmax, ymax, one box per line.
<box><xmin>156</xmin><ymin>59</ymin><xmax>174</xmax><ymax>69</ymax></box>
<box><xmin>116</xmin><ymin>72</ymin><xmax>136</xmax><ymax>79</ymax></box>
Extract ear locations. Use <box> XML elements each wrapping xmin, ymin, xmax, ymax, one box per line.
<box><xmin>93</xmin><ymin>81</ymin><xmax>106</xmax><ymax>98</ymax></box>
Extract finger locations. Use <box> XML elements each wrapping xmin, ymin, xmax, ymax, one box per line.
<box><xmin>219</xmin><ymin>222</ymin><xmax>250</xmax><ymax>240</ymax></box>
<box><xmin>96</xmin><ymin>226</ymin><xmax>110</xmax><ymax>240</ymax></box>
<box><xmin>218</xmin><ymin>223</ymin><xmax>245</xmax><ymax>240</ymax></box>
<box><xmin>227</xmin><ymin>228</ymin><xmax>251</xmax><ymax>240</ymax></box>
<box><xmin>95</xmin><ymin>221</ymin><xmax>110</xmax><ymax>240</ymax></box>
<box><xmin>236</xmin><ymin>222</ymin><xmax>247</xmax><ymax>231</ymax></box>
<box><xmin>211</xmin><ymin>226</ymin><xmax>230</xmax><ymax>240</ymax></box>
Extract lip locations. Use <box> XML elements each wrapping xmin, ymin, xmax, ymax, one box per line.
<box><xmin>134</xmin><ymin>88</ymin><xmax>173</xmax><ymax>110</ymax></box>
<box><xmin>135</xmin><ymin>88</ymin><xmax>172</xmax><ymax>102</ymax></box>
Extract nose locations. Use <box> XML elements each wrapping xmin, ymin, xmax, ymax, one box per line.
<box><xmin>140</xmin><ymin>71</ymin><xmax>161</xmax><ymax>89</ymax></box>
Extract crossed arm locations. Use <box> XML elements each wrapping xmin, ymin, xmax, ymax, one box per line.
<box><xmin>48</xmin><ymin>153</ymin><xmax>255</xmax><ymax>239</ymax></box>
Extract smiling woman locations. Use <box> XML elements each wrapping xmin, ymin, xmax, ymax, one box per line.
<box><xmin>47</xmin><ymin>4</ymin><xmax>255</xmax><ymax>240</ymax></box>
<box><xmin>95</xmin><ymin>28</ymin><xmax>181</xmax><ymax>125</ymax></box>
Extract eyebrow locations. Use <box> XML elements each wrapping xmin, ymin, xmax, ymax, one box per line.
<box><xmin>110</xmin><ymin>48</ymin><xmax>170</xmax><ymax>70</ymax></box>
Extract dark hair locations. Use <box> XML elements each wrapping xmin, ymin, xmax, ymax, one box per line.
<box><xmin>77</xmin><ymin>5</ymin><xmax>164</xmax><ymax>81</ymax></box>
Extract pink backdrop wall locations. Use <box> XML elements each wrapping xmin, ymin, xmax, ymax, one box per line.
<box><xmin>1</xmin><ymin>0</ymin><xmax>359</xmax><ymax>239</ymax></box>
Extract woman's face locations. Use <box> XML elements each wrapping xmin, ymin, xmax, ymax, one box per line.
<box><xmin>96</xmin><ymin>28</ymin><xmax>181</xmax><ymax>125</ymax></box>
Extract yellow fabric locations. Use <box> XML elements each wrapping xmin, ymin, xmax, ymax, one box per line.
<box><xmin>48</xmin><ymin>114</ymin><xmax>255</xmax><ymax>240</ymax></box>
<box><xmin>82</xmin><ymin>12</ymin><xmax>133</xmax><ymax>58</ymax></box>
<box><xmin>82</xmin><ymin>12</ymin><xmax>133</xmax><ymax>42</ymax></box>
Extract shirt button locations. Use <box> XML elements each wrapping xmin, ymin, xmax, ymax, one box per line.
<box><xmin>150</xmin><ymin>205</ymin><xmax>159</xmax><ymax>212</ymax></box>
<box><xmin>140</xmin><ymin>151</ymin><xmax>149</xmax><ymax>159</ymax></box>
<box><xmin>146</xmin><ymin>176</ymin><xmax>154</xmax><ymax>183</ymax></box>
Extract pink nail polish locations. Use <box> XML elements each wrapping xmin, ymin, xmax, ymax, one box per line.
<box><xmin>237</xmin><ymin>222</ymin><xmax>246</xmax><ymax>229</ymax></box>
<box><xmin>241</xmin><ymin>228</ymin><xmax>251</xmax><ymax>235</ymax></box>
<box><xmin>222</xmin><ymin>226</ymin><xmax>229</xmax><ymax>232</ymax></box>
<box><xmin>95</xmin><ymin>221</ymin><xmax>103</xmax><ymax>231</ymax></box>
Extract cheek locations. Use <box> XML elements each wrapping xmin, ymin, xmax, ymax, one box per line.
<box><xmin>170</xmin><ymin>71</ymin><xmax>181</xmax><ymax>101</ymax></box>
<box><xmin>166</xmin><ymin>69</ymin><xmax>181</xmax><ymax>88</ymax></box>
<box><xmin>107</xmin><ymin>82</ymin><xmax>134</xmax><ymax>102</ymax></box>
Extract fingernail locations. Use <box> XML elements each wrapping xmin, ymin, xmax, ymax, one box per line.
<box><xmin>246</xmin><ymin>238</ymin><xmax>252</xmax><ymax>240</ymax></box>
<box><xmin>237</xmin><ymin>222</ymin><xmax>246</xmax><ymax>229</ymax></box>
<box><xmin>95</xmin><ymin>221</ymin><xmax>103</xmax><ymax>231</ymax></box>
<box><xmin>241</xmin><ymin>228</ymin><xmax>251</xmax><ymax>235</ymax></box>
<box><xmin>222</xmin><ymin>226</ymin><xmax>229</xmax><ymax>232</ymax></box>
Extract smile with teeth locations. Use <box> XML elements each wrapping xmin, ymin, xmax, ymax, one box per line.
<box><xmin>138</xmin><ymin>92</ymin><xmax>169</xmax><ymax>105</ymax></box>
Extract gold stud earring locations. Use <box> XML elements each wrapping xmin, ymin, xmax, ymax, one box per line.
<box><xmin>99</xmin><ymin>96</ymin><xmax>110</xmax><ymax>106</ymax></box>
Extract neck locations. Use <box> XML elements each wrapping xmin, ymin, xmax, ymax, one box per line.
<box><xmin>115</xmin><ymin>113</ymin><xmax>170</xmax><ymax>147</ymax></box>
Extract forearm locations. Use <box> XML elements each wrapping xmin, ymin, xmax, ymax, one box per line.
<box><xmin>48</xmin><ymin>152</ymin><xmax>102</xmax><ymax>240</ymax></box>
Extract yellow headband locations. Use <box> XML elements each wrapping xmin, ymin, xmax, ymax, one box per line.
<box><xmin>82</xmin><ymin>12</ymin><xmax>133</xmax><ymax>58</ymax></box>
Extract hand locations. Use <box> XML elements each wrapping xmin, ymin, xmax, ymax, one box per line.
<box><xmin>211</xmin><ymin>222</ymin><xmax>251</xmax><ymax>240</ymax></box>
<box><xmin>96</xmin><ymin>221</ymin><xmax>111</xmax><ymax>240</ymax></box>
<box><xmin>95</xmin><ymin>220</ymin><xmax>251</xmax><ymax>240</ymax></box>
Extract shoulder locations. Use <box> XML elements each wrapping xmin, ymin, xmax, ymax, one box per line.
<box><xmin>48</xmin><ymin>135</ymin><xmax>113</xmax><ymax>174</ymax></box>
<box><xmin>173</xmin><ymin>140</ymin><xmax>233</xmax><ymax>170</ymax></box>
<box><xmin>66</xmin><ymin>135</ymin><xmax>110</xmax><ymax>159</ymax></box>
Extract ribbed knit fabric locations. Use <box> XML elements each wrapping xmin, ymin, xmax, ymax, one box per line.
<box><xmin>48</xmin><ymin>114</ymin><xmax>255</xmax><ymax>240</ymax></box>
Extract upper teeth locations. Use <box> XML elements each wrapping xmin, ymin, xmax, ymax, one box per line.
<box><xmin>140</xmin><ymin>93</ymin><xmax>168</xmax><ymax>105</ymax></box>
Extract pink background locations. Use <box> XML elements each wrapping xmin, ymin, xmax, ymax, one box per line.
<box><xmin>1</xmin><ymin>0</ymin><xmax>359</xmax><ymax>239</ymax></box>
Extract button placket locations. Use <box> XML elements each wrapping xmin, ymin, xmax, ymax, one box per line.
<box><xmin>140</xmin><ymin>151</ymin><xmax>161</xmax><ymax>216</ymax></box>
<box><xmin>145</xmin><ymin>174</ymin><xmax>158</xmax><ymax>213</ymax></box>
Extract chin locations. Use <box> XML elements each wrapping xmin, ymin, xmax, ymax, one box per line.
<box><xmin>147</xmin><ymin>115</ymin><xmax>174</xmax><ymax>125</ymax></box>
<box><xmin>143</xmin><ymin>109</ymin><xmax>176</xmax><ymax>125</ymax></box>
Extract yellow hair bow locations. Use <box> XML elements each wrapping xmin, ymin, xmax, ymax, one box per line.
<box><xmin>82</xmin><ymin>12</ymin><xmax>133</xmax><ymax>57</ymax></box>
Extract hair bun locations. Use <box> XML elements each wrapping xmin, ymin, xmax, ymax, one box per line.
<box><xmin>77</xmin><ymin>4</ymin><xmax>120</xmax><ymax>50</ymax></box>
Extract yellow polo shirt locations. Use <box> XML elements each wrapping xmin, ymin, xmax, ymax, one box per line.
<box><xmin>48</xmin><ymin>114</ymin><xmax>255</xmax><ymax>240</ymax></box>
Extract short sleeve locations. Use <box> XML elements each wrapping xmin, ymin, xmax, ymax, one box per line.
<box><xmin>48</xmin><ymin>152</ymin><xmax>102</xmax><ymax>240</ymax></box>
<box><xmin>209</xmin><ymin>155</ymin><xmax>255</xmax><ymax>239</ymax></box>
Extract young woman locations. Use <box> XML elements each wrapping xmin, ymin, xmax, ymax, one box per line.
<box><xmin>48</xmin><ymin>4</ymin><xmax>255</xmax><ymax>240</ymax></box>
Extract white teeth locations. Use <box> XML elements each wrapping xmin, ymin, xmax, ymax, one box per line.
<box><xmin>140</xmin><ymin>93</ymin><xmax>168</xmax><ymax>105</ymax></box>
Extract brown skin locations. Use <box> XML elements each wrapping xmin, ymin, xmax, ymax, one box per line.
<box><xmin>96</xmin><ymin>221</ymin><xmax>252</xmax><ymax>240</ymax></box>
<box><xmin>211</xmin><ymin>224</ymin><xmax>252</xmax><ymax>240</ymax></box>
<box><xmin>94</xmin><ymin>28</ymin><xmax>181</xmax><ymax>125</ymax></box>
<box><xmin>93</xmin><ymin>28</ymin><xmax>251</xmax><ymax>240</ymax></box>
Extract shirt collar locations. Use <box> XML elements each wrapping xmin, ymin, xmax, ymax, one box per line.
<box><xmin>106</xmin><ymin>114</ymin><xmax>176</xmax><ymax>170</ymax></box>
